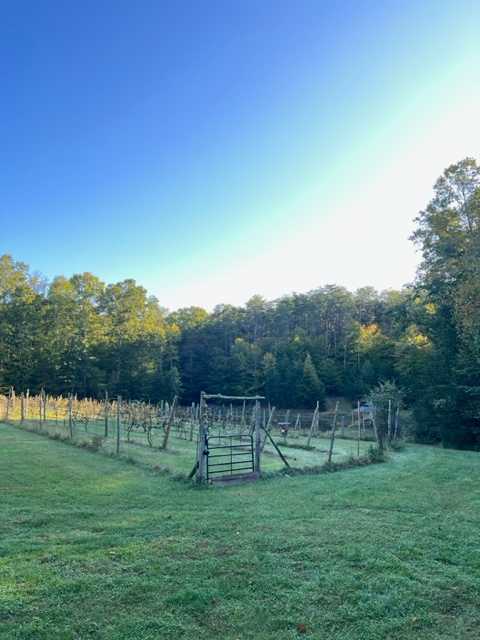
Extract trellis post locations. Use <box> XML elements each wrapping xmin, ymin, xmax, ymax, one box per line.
<box><xmin>68</xmin><ymin>394</ymin><xmax>73</xmax><ymax>439</ymax></box>
<box><xmin>116</xmin><ymin>396</ymin><xmax>122</xmax><ymax>455</ymax></box>
<box><xmin>357</xmin><ymin>400</ymin><xmax>361</xmax><ymax>457</ymax></box>
<box><xmin>189</xmin><ymin>402</ymin><xmax>196</xmax><ymax>441</ymax></box>
<box><xmin>393</xmin><ymin>405</ymin><xmax>400</xmax><ymax>441</ymax></box>
<box><xmin>104</xmin><ymin>390</ymin><xmax>109</xmax><ymax>437</ymax></box>
<box><xmin>43</xmin><ymin>389</ymin><xmax>47</xmax><ymax>422</ymax></box>
<box><xmin>327</xmin><ymin>401</ymin><xmax>339</xmax><ymax>464</ymax></box>
<box><xmin>307</xmin><ymin>401</ymin><xmax>319</xmax><ymax>448</ymax></box>
<box><xmin>161</xmin><ymin>396</ymin><xmax>178</xmax><ymax>450</ymax></box>
<box><xmin>196</xmin><ymin>392</ymin><xmax>208</xmax><ymax>482</ymax></box>
<box><xmin>260</xmin><ymin>406</ymin><xmax>275</xmax><ymax>452</ymax></box>
<box><xmin>5</xmin><ymin>387</ymin><xmax>12</xmax><ymax>422</ymax></box>
<box><xmin>254</xmin><ymin>399</ymin><xmax>261</xmax><ymax>476</ymax></box>
<box><xmin>387</xmin><ymin>399</ymin><xmax>392</xmax><ymax>443</ymax></box>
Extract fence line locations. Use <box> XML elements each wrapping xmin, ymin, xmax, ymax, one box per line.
<box><xmin>0</xmin><ymin>388</ymin><xmax>390</xmax><ymax>478</ymax></box>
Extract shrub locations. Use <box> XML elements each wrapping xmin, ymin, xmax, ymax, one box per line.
<box><xmin>367</xmin><ymin>445</ymin><xmax>386</xmax><ymax>463</ymax></box>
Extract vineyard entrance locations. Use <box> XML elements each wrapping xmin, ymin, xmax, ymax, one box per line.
<box><xmin>194</xmin><ymin>392</ymin><xmax>264</xmax><ymax>483</ymax></box>
<box><xmin>206</xmin><ymin>433</ymin><xmax>254</xmax><ymax>480</ymax></box>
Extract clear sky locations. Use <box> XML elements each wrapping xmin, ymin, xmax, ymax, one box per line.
<box><xmin>1</xmin><ymin>1</ymin><xmax>479</xmax><ymax>309</ymax></box>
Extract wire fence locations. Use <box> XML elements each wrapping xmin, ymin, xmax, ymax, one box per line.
<box><xmin>0</xmin><ymin>387</ymin><xmax>390</xmax><ymax>479</ymax></box>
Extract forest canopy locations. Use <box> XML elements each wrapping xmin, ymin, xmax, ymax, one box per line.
<box><xmin>1</xmin><ymin>158</ymin><xmax>479</xmax><ymax>449</ymax></box>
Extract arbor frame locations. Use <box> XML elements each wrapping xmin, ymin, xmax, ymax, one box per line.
<box><xmin>195</xmin><ymin>391</ymin><xmax>265</xmax><ymax>483</ymax></box>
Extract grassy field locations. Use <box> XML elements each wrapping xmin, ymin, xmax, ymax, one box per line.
<box><xmin>9</xmin><ymin>418</ymin><xmax>372</xmax><ymax>476</ymax></box>
<box><xmin>1</xmin><ymin>424</ymin><xmax>480</xmax><ymax>639</ymax></box>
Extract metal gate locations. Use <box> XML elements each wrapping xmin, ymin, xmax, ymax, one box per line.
<box><xmin>206</xmin><ymin>433</ymin><xmax>255</xmax><ymax>480</ymax></box>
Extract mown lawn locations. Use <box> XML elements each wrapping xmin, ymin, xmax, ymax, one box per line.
<box><xmin>11</xmin><ymin>418</ymin><xmax>371</xmax><ymax>475</ymax></box>
<box><xmin>1</xmin><ymin>424</ymin><xmax>479</xmax><ymax>639</ymax></box>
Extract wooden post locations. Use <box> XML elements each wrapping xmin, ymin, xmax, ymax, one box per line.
<box><xmin>189</xmin><ymin>402</ymin><xmax>196</xmax><ymax>441</ymax></box>
<box><xmin>254</xmin><ymin>399</ymin><xmax>261</xmax><ymax>476</ymax></box>
<box><xmin>104</xmin><ymin>390</ymin><xmax>109</xmax><ymax>437</ymax></box>
<box><xmin>294</xmin><ymin>413</ymin><xmax>301</xmax><ymax>431</ymax></box>
<box><xmin>116</xmin><ymin>396</ymin><xmax>121</xmax><ymax>455</ymax></box>
<box><xmin>196</xmin><ymin>420</ymin><xmax>207</xmax><ymax>482</ymax></box>
<box><xmin>387</xmin><ymin>399</ymin><xmax>392</xmax><ymax>444</ymax></box>
<box><xmin>25</xmin><ymin>389</ymin><xmax>29</xmax><ymax>419</ymax></box>
<box><xmin>196</xmin><ymin>392</ymin><xmax>207</xmax><ymax>482</ymax></box>
<box><xmin>161</xmin><ymin>396</ymin><xmax>178</xmax><ymax>450</ymax></box>
<box><xmin>357</xmin><ymin>400</ymin><xmax>361</xmax><ymax>458</ymax></box>
<box><xmin>393</xmin><ymin>405</ymin><xmax>400</xmax><ymax>441</ymax></box>
<box><xmin>263</xmin><ymin>427</ymin><xmax>290</xmax><ymax>468</ymax></box>
<box><xmin>5</xmin><ymin>387</ymin><xmax>11</xmax><ymax>422</ymax></box>
<box><xmin>327</xmin><ymin>401</ymin><xmax>339</xmax><ymax>464</ymax></box>
<box><xmin>68</xmin><ymin>394</ymin><xmax>73</xmax><ymax>439</ymax></box>
<box><xmin>307</xmin><ymin>402</ymin><xmax>319</xmax><ymax>448</ymax></box>
<box><xmin>372</xmin><ymin>407</ymin><xmax>381</xmax><ymax>451</ymax></box>
<box><xmin>261</xmin><ymin>406</ymin><xmax>275</xmax><ymax>452</ymax></box>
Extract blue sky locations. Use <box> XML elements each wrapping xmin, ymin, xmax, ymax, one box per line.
<box><xmin>1</xmin><ymin>1</ymin><xmax>479</xmax><ymax>309</ymax></box>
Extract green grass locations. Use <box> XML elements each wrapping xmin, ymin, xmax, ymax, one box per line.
<box><xmin>1</xmin><ymin>424</ymin><xmax>480</xmax><ymax>639</ymax></box>
<box><xmin>10</xmin><ymin>418</ymin><xmax>371</xmax><ymax>476</ymax></box>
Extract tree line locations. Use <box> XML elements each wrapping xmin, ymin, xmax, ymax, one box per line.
<box><xmin>1</xmin><ymin>158</ymin><xmax>479</xmax><ymax>448</ymax></box>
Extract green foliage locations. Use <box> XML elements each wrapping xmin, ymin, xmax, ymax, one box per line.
<box><xmin>366</xmin><ymin>444</ymin><xmax>387</xmax><ymax>462</ymax></box>
<box><xmin>297</xmin><ymin>353</ymin><xmax>326</xmax><ymax>409</ymax></box>
<box><xmin>369</xmin><ymin>380</ymin><xmax>403</xmax><ymax>450</ymax></box>
<box><xmin>0</xmin><ymin>257</ymin><xmax>178</xmax><ymax>401</ymax></box>
<box><xmin>1</xmin><ymin>157</ymin><xmax>479</xmax><ymax>450</ymax></box>
<box><xmin>0</xmin><ymin>258</ymin><xmax>414</xmax><ymax>407</ymax></box>
<box><xmin>410</xmin><ymin>158</ymin><xmax>480</xmax><ymax>449</ymax></box>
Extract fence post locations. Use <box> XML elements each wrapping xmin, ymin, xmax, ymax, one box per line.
<box><xmin>196</xmin><ymin>392</ymin><xmax>208</xmax><ymax>482</ymax></box>
<box><xmin>393</xmin><ymin>405</ymin><xmax>400</xmax><ymax>441</ymax></box>
<box><xmin>327</xmin><ymin>401</ymin><xmax>339</xmax><ymax>464</ymax></box>
<box><xmin>116</xmin><ymin>396</ymin><xmax>121</xmax><ymax>455</ymax></box>
<box><xmin>357</xmin><ymin>400</ymin><xmax>361</xmax><ymax>458</ymax></box>
<box><xmin>197</xmin><ymin>420</ymin><xmax>207</xmax><ymax>482</ymax></box>
<box><xmin>25</xmin><ymin>389</ymin><xmax>29</xmax><ymax>419</ymax></box>
<box><xmin>161</xmin><ymin>396</ymin><xmax>178</xmax><ymax>450</ymax></box>
<box><xmin>5</xmin><ymin>387</ymin><xmax>11</xmax><ymax>422</ymax></box>
<box><xmin>20</xmin><ymin>393</ymin><xmax>25</xmax><ymax>423</ymax></box>
<box><xmin>387</xmin><ymin>399</ymin><xmax>392</xmax><ymax>444</ymax></box>
<box><xmin>372</xmin><ymin>407</ymin><xmax>382</xmax><ymax>451</ymax></box>
<box><xmin>307</xmin><ymin>401</ymin><xmax>319</xmax><ymax>448</ymax></box>
<box><xmin>260</xmin><ymin>406</ymin><xmax>275</xmax><ymax>452</ymax></box>
<box><xmin>189</xmin><ymin>402</ymin><xmax>195</xmax><ymax>441</ymax></box>
<box><xmin>43</xmin><ymin>389</ymin><xmax>47</xmax><ymax>423</ymax></box>
<box><xmin>68</xmin><ymin>394</ymin><xmax>73</xmax><ymax>439</ymax></box>
<box><xmin>254</xmin><ymin>399</ymin><xmax>261</xmax><ymax>476</ymax></box>
<box><xmin>104</xmin><ymin>390</ymin><xmax>109</xmax><ymax>438</ymax></box>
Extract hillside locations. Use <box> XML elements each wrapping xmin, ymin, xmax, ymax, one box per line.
<box><xmin>1</xmin><ymin>425</ymin><xmax>479</xmax><ymax>639</ymax></box>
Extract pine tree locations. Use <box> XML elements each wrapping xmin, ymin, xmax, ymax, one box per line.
<box><xmin>298</xmin><ymin>354</ymin><xmax>326</xmax><ymax>409</ymax></box>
